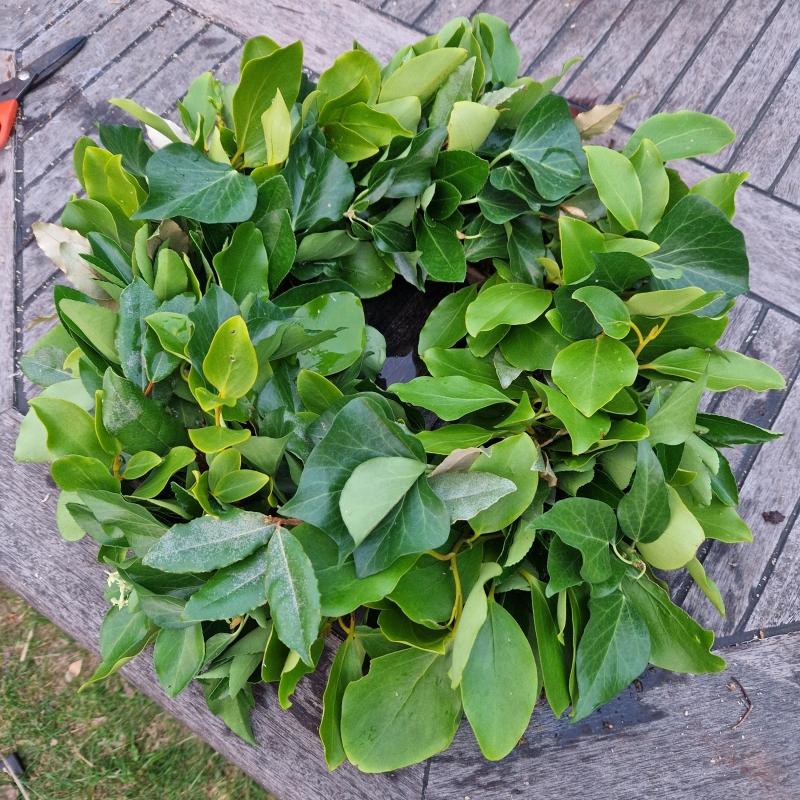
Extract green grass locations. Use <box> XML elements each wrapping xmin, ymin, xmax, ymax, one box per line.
<box><xmin>0</xmin><ymin>585</ymin><xmax>273</xmax><ymax>800</ymax></box>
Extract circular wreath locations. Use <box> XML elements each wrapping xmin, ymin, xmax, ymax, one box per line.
<box><xmin>16</xmin><ymin>14</ymin><xmax>783</xmax><ymax>772</ymax></box>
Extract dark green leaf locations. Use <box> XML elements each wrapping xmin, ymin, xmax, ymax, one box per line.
<box><xmin>417</xmin><ymin>217</ymin><xmax>466</xmax><ymax>282</ymax></box>
<box><xmin>153</xmin><ymin>624</ymin><xmax>205</xmax><ymax>697</ymax></box>
<box><xmin>617</xmin><ymin>441</ymin><xmax>670</xmax><ymax>543</ymax></box>
<box><xmin>212</xmin><ymin>222</ymin><xmax>269</xmax><ymax>303</ymax></box>
<box><xmin>132</xmin><ymin>144</ymin><xmax>257</xmax><ymax>224</ymax></box>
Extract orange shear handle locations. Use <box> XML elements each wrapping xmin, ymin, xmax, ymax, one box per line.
<box><xmin>0</xmin><ymin>99</ymin><xmax>19</xmax><ymax>148</ymax></box>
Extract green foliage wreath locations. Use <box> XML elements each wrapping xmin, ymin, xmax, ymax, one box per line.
<box><xmin>16</xmin><ymin>14</ymin><xmax>784</xmax><ymax>772</ymax></box>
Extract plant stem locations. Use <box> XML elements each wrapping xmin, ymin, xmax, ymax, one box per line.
<box><xmin>488</xmin><ymin>148</ymin><xmax>512</xmax><ymax>169</ymax></box>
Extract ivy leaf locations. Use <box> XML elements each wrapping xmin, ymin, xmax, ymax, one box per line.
<box><xmin>535</xmin><ymin>498</ymin><xmax>617</xmax><ymax>583</ymax></box>
<box><xmin>616</xmin><ymin>441</ymin><xmax>670</xmax><ymax>543</ymax></box>
<box><xmin>341</xmin><ymin>648</ymin><xmax>462</xmax><ymax>772</ymax></box>
<box><xmin>647</xmin><ymin>195</ymin><xmax>748</xmax><ymax>308</ymax></box>
<box><xmin>283</xmin><ymin>128</ymin><xmax>354</xmax><ymax>231</ymax></box>
<box><xmin>132</xmin><ymin>144</ymin><xmax>257</xmax><ymax>224</ymax></box>
<box><xmin>265</xmin><ymin>528</ymin><xmax>321</xmax><ymax>665</ymax></box>
<box><xmin>461</xmin><ymin>599</ymin><xmax>537</xmax><ymax>760</ymax></box>
<box><xmin>432</xmin><ymin>150</ymin><xmax>489</xmax><ymax>197</ymax></box>
<box><xmin>281</xmin><ymin>397</ymin><xmax>447</xmax><ymax>568</ymax></box>
<box><xmin>551</xmin><ymin>337</ymin><xmax>639</xmax><ymax>417</ymax></box>
<box><xmin>97</xmin><ymin>123</ymin><xmax>153</xmax><ymax>179</ymax></box>
<box><xmin>571</xmin><ymin>590</ymin><xmax>650</xmax><ymax>722</ymax></box>
<box><xmin>621</xmin><ymin>575</ymin><xmax>725</xmax><ymax>673</ymax></box>
<box><xmin>509</xmin><ymin>94</ymin><xmax>587</xmax><ymax>201</ymax></box>
<box><xmin>339</xmin><ymin>457</ymin><xmax>427</xmax><ymax>546</ymax></box>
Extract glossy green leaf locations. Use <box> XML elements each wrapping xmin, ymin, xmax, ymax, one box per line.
<box><xmin>212</xmin><ymin>223</ymin><xmax>269</xmax><ymax>304</ymax></box>
<box><xmin>203</xmin><ymin>316</ymin><xmax>258</xmax><ymax>399</ymax></box>
<box><xmin>645</xmin><ymin>347</ymin><xmax>785</xmax><ymax>392</ymax></box>
<box><xmin>465</xmin><ymin>283</ymin><xmax>551</xmax><ymax>337</ymax></box>
<box><xmin>584</xmin><ymin>146</ymin><xmax>642</xmax><ymax>231</ymax></box>
<box><xmin>688</xmin><ymin>171</ymin><xmax>748</xmax><ymax>220</ymax></box>
<box><xmin>552</xmin><ymin>337</ymin><xmax>639</xmax><ymax>417</ymax></box>
<box><xmin>447</xmin><ymin>101</ymin><xmax>499</xmax><ymax>152</ymax></box>
<box><xmin>414</xmin><ymin>424</ymin><xmax>494</xmax><ymax>455</ymax></box>
<box><xmin>232</xmin><ymin>41</ymin><xmax>303</xmax><ymax>166</ymax></box>
<box><xmin>428</xmin><ymin>470</ymin><xmax>516</xmax><ymax>523</ymax></box>
<box><xmin>153</xmin><ymin>624</ymin><xmax>204</xmax><ymax>697</ymax></box>
<box><xmin>417</xmin><ymin>218</ymin><xmax>466</xmax><ymax>282</ymax></box>
<box><xmin>622</xmin><ymin>111</ymin><xmax>735</xmax><ymax>161</ymax></box>
<box><xmin>417</xmin><ymin>284</ymin><xmax>477</xmax><ymax>355</ymax></box>
<box><xmin>389</xmin><ymin>376</ymin><xmax>513</xmax><ymax>421</ymax></box>
<box><xmin>637</xmin><ymin>486</ymin><xmax>705</xmax><ymax>570</ymax></box>
<box><xmin>132</xmin><ymin>144</ymin><xmax>257</xmax><ymax>224</ymax></box>
<box><xmin>183</xmin><ymin>548</ymin><xmax>267</xmax><ymax>622</ymax></box>
<box><xmin>536</xmin><ymin>498</ymin><xmax>617</xmax><ymax>583</ymax></box>
<box><xmin>380</xmin><ymin>48</ymin><xmax>467</xmax><ymax>104</ymax></box>
<box><xmin>509</xmin><ymin>94</ymin><xmax>587</xmax><ymax>201</ymax></box>
<box><xmin>461</xmin><ymin>599</ymin><xmax>537</xmax><ymax>760</ymax></box>
<box><xmin>213</xmin><ymin>469</ymin><xmax>269</xmax><ymax>503</ymax></box>
<box><xmin>339</xmin><ymin>457</ymin><xmax>426</xmax><ymax>546</ymax></box>
<box><xmin>628</xmin><ymin>138</ymin><xmax>669</xmax><ymax>233</ymax></box>
<box><xmin>646</xmin><ymin>373</ymin><xmax>707</xmax><ymax>446</ymax></box>
<box><xmin>29</xmin><ymin>398</ymin><xmax>110</xmax><ymax>466</ymax></box>
<box><xmin>616</xmin><ymin>441</ymin><xmax>670</xmax><ymax>543</ymax></box>
<box><xmin>320</xmin><ymin>634</ymin><xmax>365</xmax><ymax>770</ymax></box>
<box><xmin>526</xmin><ymin>573</ymin><xmax>571</xmax><ymax>717</ymax></box>
<box><xmin>559</xmin><ymin>216</ymin><xmax>606</xmax><ymax>284</ymax></box>
<box><xmin>132</xmin><ymin>446</ymin><xmax>195</xmax><ymax>498</ymax></box>
<box><xmin>622</xmin><ymin>575</ymin><xmax>725</xmax><ymax>672</ymax></box>
<box><xmin>571</xmin><ymin>590</ymin><xmax>650</xmax><ymax>721</ymax></box>
<box><xmin>341</xmin><ymin>648</ymin><xmax>461</xmax><ymax>772</ymax></box>
<box><xmin>292</xmin><ymin>292</ymin><xmax>365</xmax><ymax>376</ymax></box>
<box><xmin>572</xmin><ymin>286</ymin><xmax>630</xmax><ymax>339</ymax></box>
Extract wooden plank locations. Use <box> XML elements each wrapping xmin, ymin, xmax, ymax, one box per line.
<box><xmin>19</xmin><ymin>0</ymin><xmax>169</xmax><ymax>129</ymax></box>
<box><xmin>475</xmin><ymin>0</ymin><xmax>533</xmax><ymax>28</ymax></box>
<box><xmin>417</xmin><ymin>0</ymin><xmax>484</xmax><ymax>34</ymax></box>
<box><xmin>749</xmin><ymin>516</ymin><xmax>800</xmax><ymax>629</ymax></box>
<box><xmin>727</xmin><ymin>57</ymin><xmax>800</xmax><ymax>190</ymax></box>
<box><xmin>1</xmin><ymin>0</ymin><xmax>78</xmax><ymax>50</ymax></box>
<box><xmin>508</xmin><ymin>0</ymin><xmax>581</xmax><ymax>79</ymax></box>
<box><xmin>681</xmin><ymin>323</ymin><xmax>800</xmax><ymax>635</ymax></box>
<box><xmin>773</xmin><ymin>147</ymin><xmax>800</xmax><ymax>208</ymax></box>
<box><xmin>699</xmin><ymin>0</ymin><xmax>800</xmax><ymax>170</ymax></box>
<box><xmin>425</xmin><ymin>631</ymin><xmax>800</xmax><ymax>799</ymax></box>
<box><xmin>563</xmin><ymin>0</ymin><xmax>681</xmax><ymax>107</ymax></box>
<box><xmin>20</xmin><ymin>6</ymin><xmax>204</xmax><ymax>192</ymax></box>
<box><xmin>0</xmin><ymin>50</ymin><xmax>16</xmax><ymax>412</ymax></box>
<box><xmin>609</xmin><ymin>0</ymin><xmax>730</xmax><ymax>127</ymax></box>
<box><xmin>659</xmin><ymin>0</ymin><xmax>780</xmax><ymax>155</ymax></box>
<box><xmin>186</xmin><ymin>0</ymin><xmax>421</xmax><ymax>73</ymax></box>
<box><xmin>0</xmin><ymin>408</ymin><xmax>426</xmax><ymax>799</ymax></box>
<box><xmin>384</xmin><ymin>0</ymin><xmax>434</xmax><ymax>27</ymax></box>
<box><xmin>523</xmin><ymin>0</ymin><xmax>631</xmax><ymax>78</ymax></box>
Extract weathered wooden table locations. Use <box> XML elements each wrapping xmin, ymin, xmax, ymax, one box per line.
<box><xmin>2</xmin><ymin>1</ymin><xmax>800</xmax><ymax>797</ymax></box>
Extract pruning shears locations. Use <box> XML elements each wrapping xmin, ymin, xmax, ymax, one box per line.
<box><xmin>0</xmin><ymin>36</ymin><xmax>87</xmax><ymax>148</ymax></box>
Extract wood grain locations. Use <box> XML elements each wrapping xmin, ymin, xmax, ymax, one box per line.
<box><xmin>609</xmin><ymin>0</ymin><xmax>729</xmax><ymax>126</ymax></box>
<box><xmin>18</xmin><ymin>0</ymin><xmax>171</xmax><ymax>129</ymax></box>
<box><xmin>699</xmin><ymin>0</ymin><xmax>800</xmax><ymax>170</ymax></box>
<box><xmin>475</xmin><ymin>0</ymin><xmax>532</xmax><ymax>28</ymax></box>
<box><xmin>749</xmin><ymin>517</ymin><xmax>800</xmax><ymax>629</ymax></box>
<box><xmin>727</xmin><ymin>57</ymin><xmax>800</xmax><ymax>190</ymax></box>
<box><xmin>425</xmin><ymin>632</ymin><xmax>800</xmax><ymax>799</ymax></box>
<box><xmin>509</xmin><ymin>0</ymin><xmax>582</xmax><ymax>79</ymax></box>
<box><xmin>563</xmin><ymin>0</ymin><xmax>681</xmax><ymax>107</ymax></box>
<box><xmin>774</xmin><ymin>145</ymin><xmax>800</xmax><ymax>207</ymax></box>
<box><xmin>0</xmin><ymin>0</ymin><xmax>77</xmax><ymax>50</ymax></box>
<box><xmin>417</xmin><ymin>0</ymin><xmax>483</xmax><ymax>34</ymax></box>
<box><xmin>0</xmin><ymin>50</ymin><xmax>15</xmax><ymax>412</ymax></box>
<box><xmin>0</xmin><ymin>408</ymin><xmax>426</xmax><ymax>800</ymax></box>
<box><xmin>185</xmin><ymin>0</ymin><xmax>421</xmax><ymax>74</ymax></box>
<box><xmin>20</xmin><ymin>6</ymin><xmax>204</xmax><ymax>192</ymax></box>
<box><xmin>682</xmin><ymin>325</ymin><xmax>800</xmax><ymax>635</ymax></box>
<box><xmin>524</xmin><ymin>0</ymin><xmax>630</xmax><ymax>82</ymax></box>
